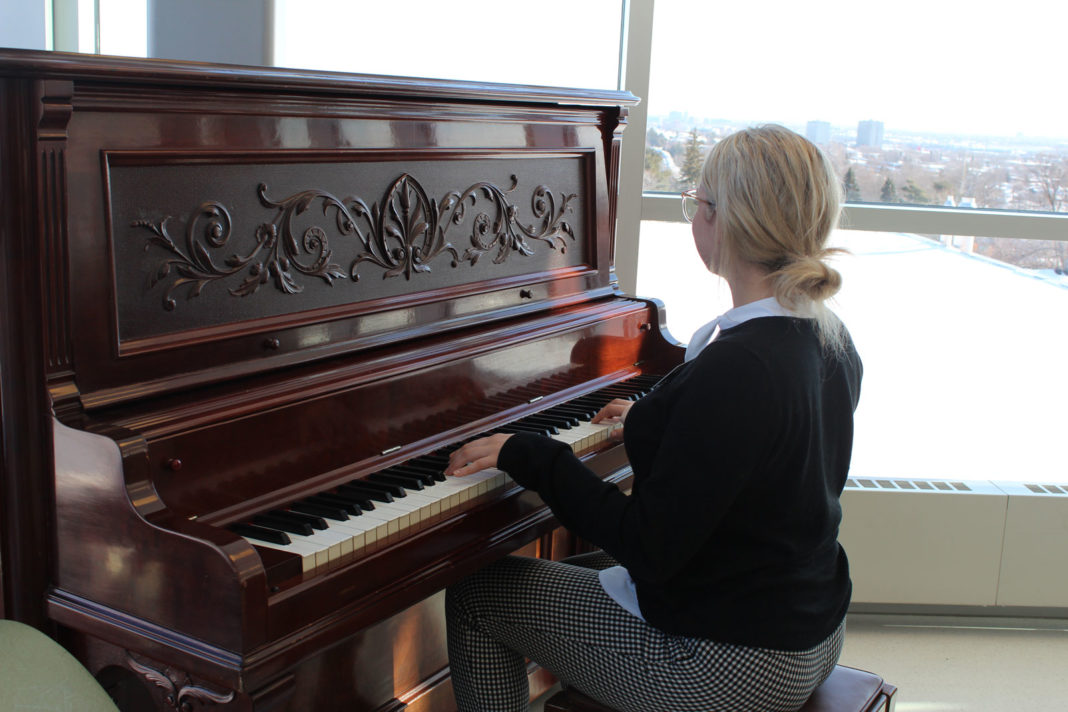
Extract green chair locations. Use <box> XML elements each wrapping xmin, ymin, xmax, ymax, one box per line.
<box><xmin>0</xmin><ymin>619</ymin><xmax>118</xmax><ymax>712</ymax></box>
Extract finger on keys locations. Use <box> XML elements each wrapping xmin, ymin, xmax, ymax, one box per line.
<box><xmin>592</xmin><ymin>398</ymin><xmax>633</xmax><ymax>424</ymax></box>
<box><xmin>445</xmin><ymin>434</ymin><xmax>513</xmax><ymax>477</ymax></box>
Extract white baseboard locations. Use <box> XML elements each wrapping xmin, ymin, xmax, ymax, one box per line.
<box><xmin>840</xmin><ymin>477</ymin><xmax>1068</xmax><ymax>608</ymax></box>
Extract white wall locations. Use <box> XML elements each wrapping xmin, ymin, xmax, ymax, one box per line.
<box><xmin>0</xmin><ymin>0</ymin><xmax>49</xmax><ymax>50</ymax></box>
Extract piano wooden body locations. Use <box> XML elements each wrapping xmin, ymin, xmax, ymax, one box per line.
<box><xmin>0</xmin><ymin>49</ymin><xmax>683</xmax><ymax>711</ymax></box>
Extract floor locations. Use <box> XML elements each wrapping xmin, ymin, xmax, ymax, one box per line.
<box><xmin>836</xmin><ymin>614</ymin><xmax>1068</xmax><ymax>711</ymax></box>
<box><xmin>530</xmin><ymin>613</ymin><xmax>1068</xmax><ymax>711</ymax></box>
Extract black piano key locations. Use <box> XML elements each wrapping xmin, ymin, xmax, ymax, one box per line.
<box><xmin>393</xmin><ymin>459</ymin><xmax>441</xmax><ymax>473</ymax></box>
<box><xmin>340</xmin><ymin>481</ymin><xmax>399</xmax><ymax>501</ymax></box>
<box><xmin>569</xmin><ymin>397</ymin><xmax>609</xmax><ymax>411</ymax></box>
<box><xmin>369</xmin><ymin>472</ymin><xmax>425</xmax><ymax>491</ymax></box>
<box><xmin>598</xmin><ymin>385</ymin><xmax>647</xmax><ymax>400</ymax></box>
<box><xmin>269</xmin><ymin>509</ymin><xmax>328</xmax><ymax>530</ymax></box>
<box><xmin>325</xmin><ymin>491</ymin><xmax>376</xmax><ymax>511</ymax></box>
<box><xmin>353</xmin><ymin>478</ymin><xmax>406</xmax><ymax>497</ymax></box>
<box><xmin>542</xmin><ymin>410</ymin><xmax>583</xmax><ymax>426</ymax></box>
<box><xmin>229</xmin><ymin>522</ymin><xmax>292</xmax><ymax>546</ymax></box>
<box><xmin>306</xmin><ymin>493</ymin><xmax>364</xmax><ymax>515</ymax></box>
<box><xmin>253</xmin><ymin>514</ymin><xmax>314</xmax><ymax>536</ymax></box>
<box><xmin>528</xmin><ymin>421</ymin><xmax>560</xmax><ymax>435</ymax></box>
<box><xmin>543</xmin><ymin>404</ymin><xmax>599</xmax><ymax>420</ymax></box>
<box><xmin>411</xmin><ymin>457</ymin><xmax>449</xmax><ymax>481</ymax></box>
<box><xmin>523</xmin><ymin>414</ymin><xmax>578</xmax><ymax>429</ymax></box>
<box><xmin>497</xmin><ymin>423</ymin><xmax>557</xmax><ymax>436</ymax></box>
<box><xmin>383</xmin><ymin>465</ymin><xmax>437</xmax><ymax>485</ymax></box>
<box><xmin>290</xmin><ymin>501</ymin><xmax>349</xmax><ymax>521</ymax></box>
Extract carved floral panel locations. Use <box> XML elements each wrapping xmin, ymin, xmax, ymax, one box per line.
<box><xmin>108</xmin><ymin>156</ymin><xmax>591</xmax><ymax>342</ymax></box>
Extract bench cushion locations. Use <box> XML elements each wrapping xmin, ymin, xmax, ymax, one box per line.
<box><xmin>543</xmin><ymin>664</ymin><xmax>896</xmax><ymax>712</ymax></box>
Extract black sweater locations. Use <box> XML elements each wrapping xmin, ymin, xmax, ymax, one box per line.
<box><xmin>497</xmin><ymin>316</ymin><xmax>862</xmax><ymax>650</ymax></box>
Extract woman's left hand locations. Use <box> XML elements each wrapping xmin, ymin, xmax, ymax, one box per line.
<box><xmin>445</xmin><ymin>433</ymin><xmax>514</xmax><ymax>477</ymax></box>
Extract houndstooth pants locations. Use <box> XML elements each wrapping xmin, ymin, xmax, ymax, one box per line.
<box><xmin>445</xmin><ymin>553</ymin><xmax>844</xmax><ymax>712</ymax></box>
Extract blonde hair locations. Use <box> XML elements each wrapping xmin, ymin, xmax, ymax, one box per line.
<box><xmin>700</xmin><ymin>124</ymin><xmax>847</xmax><ymax>351</ymax></box>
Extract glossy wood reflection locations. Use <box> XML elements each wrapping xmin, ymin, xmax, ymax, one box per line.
<box><xmin>0</xmin><ymin>49</ymin><xmax>683</xmax><ymax>711</ymax></box>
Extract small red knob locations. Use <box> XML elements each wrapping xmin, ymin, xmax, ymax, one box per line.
<box><xmin>165</xmin><ymin>458</ymin><xmax>182</xmax><ymax>471</ymax></box>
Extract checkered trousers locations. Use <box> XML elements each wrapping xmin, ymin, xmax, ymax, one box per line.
<box><xmin>446</xmin><ymin>553</ymin><xmax>844</xmax><ymax>712</ymax></box>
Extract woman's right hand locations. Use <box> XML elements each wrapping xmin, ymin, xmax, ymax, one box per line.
<box><xmin>592</xmin><ymin>398</ymin><xmax>634</xmax><ymax>439</ymax></box>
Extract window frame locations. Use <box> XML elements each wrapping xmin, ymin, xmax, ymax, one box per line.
<box><xmin>639</xmin><ymin>195</ymin><xmax>1068</xmax><ymax>241</ymax></box>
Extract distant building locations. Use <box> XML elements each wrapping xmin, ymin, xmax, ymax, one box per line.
<box><xmin>857</xmin><ymin>120</ymin><xmax>884</xmax><ymax>148</ymax></box>
<box><xmin>806</xmin><ymin>120</ymin><xmax>831</xmax><ymax>145</ymax></box>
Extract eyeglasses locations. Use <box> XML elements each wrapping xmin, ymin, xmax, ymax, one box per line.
<box><xmin>681</xmin><ymin>189</ymin><xmax>716</xmax><ymax>222</ymax></box>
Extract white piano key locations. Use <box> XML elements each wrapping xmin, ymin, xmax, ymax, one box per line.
<box><xmin>359</xmin><ymin>502</ymin><xmax>407</xmax><ymax>536</ymax></box>
<box><xmin>243</xmin><ymin>534</ymin><xmax>321</xmax><ymax>573</ymax></box>
<box><xmin>553</xmin><ymin>419</ymin><xmax>620</xmax><ymax>452</ymax></box>
<box><xmin>342</xmin><ymin>514</ymin><xmax>386</xmax><ymax>547</ymax></box>
<box><xmin>319</xmin><ymin>517</ymin><xmax>373</xmax><ymax>554</ymax></box>
<box><xmin>286</xmin><ymin>527</ymin><xmax>351</xmax><ymax>566</ymax></box>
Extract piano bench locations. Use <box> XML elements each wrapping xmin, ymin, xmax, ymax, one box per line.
<box><xmin>542</xmin><ymin>664</ymin><xmax>897</xmax><ymax>712</ymax></box>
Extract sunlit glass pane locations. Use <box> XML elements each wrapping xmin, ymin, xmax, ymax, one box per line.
<box><xmin>643</xmin><ymin>0</ymin><xmax>1068</xmax><ymax>214</ymax></box>
<box><xmin>273</xmin><ymin>0</ymin><xmax>621</xmax><ymax>88</ymax></box>
<box><xmin>635</xmin><ymin>220</ymin><xmax>1068</xmax><ymax>483</ymax></box>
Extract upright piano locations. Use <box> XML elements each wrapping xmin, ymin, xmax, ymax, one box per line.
<box><xmin>0</xmin><ymin>49</ymin><xmax>684</xmax><ymax>711</ymax></box>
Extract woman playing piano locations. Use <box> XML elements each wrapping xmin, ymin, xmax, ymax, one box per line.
<box><xmin>444</xmin><ymin>124</ymin><xmax>862</xmax><ymax>712</ymax></box>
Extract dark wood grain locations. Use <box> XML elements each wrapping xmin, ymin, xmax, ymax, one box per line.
<box><xmin>0</xmin><ymin>48</ymin><xmax>681</xmax><ymax>711</ymax></box>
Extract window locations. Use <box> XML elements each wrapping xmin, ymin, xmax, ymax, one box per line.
<box><xmin>98</xmin><ymin>0</ymin><xmax>147</xmax><ymax>57</ymax></box>
<box><xmin>631</xmin><ymin>0</ymin><xmax>1068</xmax><ymax>485</ymax></box>
<box><xmin>272</xmin><ymin>0</ymin><xmax>622</xmax><ymax>89</ymax></box>
<box><xmin>636</xmin><ymin>223</ymin><xmax>1068</xmax><ymax>483</ymax></box>
<box><xmin>48</xmin><ymin>1</ymin><xmax>623</xmax><ymax>89</ymax></box>
<box><xmin>32</xmin><ymin>0</ymin><xmax>1068</xmax><ymax>486</ymax></box>
<box><xmin>642</xmin><ymin>0</ymin><xmax>1068</xmax><ymax>214</ymax></box>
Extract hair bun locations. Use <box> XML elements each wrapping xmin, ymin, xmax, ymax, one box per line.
<box><xmin>774</xmin><ymin>256</ymin><xmax>842</xmax><ymax>307</ymax></box>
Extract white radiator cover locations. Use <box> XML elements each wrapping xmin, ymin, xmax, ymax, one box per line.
<box><xmin>839</xmin><ymin>478</ymin><xmax>1068</xmax><ymax>608</ymax></box>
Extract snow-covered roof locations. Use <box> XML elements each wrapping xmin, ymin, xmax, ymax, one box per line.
<box><xmin>635</xmin><ymin>225</ymin><xmax>1067</xmax><ymax>483</ymax></box>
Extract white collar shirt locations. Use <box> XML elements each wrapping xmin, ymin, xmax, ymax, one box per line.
<box><xmin>684</xmin><ymin>296</ymin><xmax>802</xmax><ymax>362</ymax></box>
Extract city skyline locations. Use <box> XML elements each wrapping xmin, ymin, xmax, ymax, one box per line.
<box><xmin>652</xmin><ymin>111</ymin><xmax>1068</xmax><ymax>153</ymax></box>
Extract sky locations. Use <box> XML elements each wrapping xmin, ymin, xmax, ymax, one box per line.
<box><xmin>272</xmin><ymin>0</ymin><xmax>623</xmax><ymax>91</ymax></box>
<box><xmin>91</xmin><ymin>0</ymin><xmax>1068</xmax><ymax>141</ymax></box>
<box><xmin>275</xmin><ymin>0</ymin><xmax>1068</xmax><ymax>141</ymax></box>
<box><xmin>647</xmin><ymin>0</ymin><xmax>1068</xmax><ymax>140</ymax></box>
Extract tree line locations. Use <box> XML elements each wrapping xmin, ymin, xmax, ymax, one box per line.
<box><xmin>645</xmin><ymin>126</ymin><xmax>1068</xmax><ymax>273</ymax></box>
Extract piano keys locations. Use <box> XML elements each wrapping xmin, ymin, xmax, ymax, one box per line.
<box><xmin>231</xmin><ymin>375</ymin><xmax>656</xmax><ymax>575</ymax></box>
